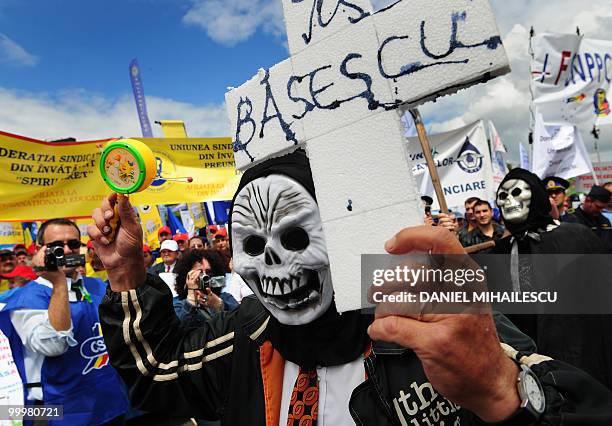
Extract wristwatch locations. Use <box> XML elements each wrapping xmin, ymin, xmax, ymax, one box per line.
<box><xmin>492</xmin><ymin>363</ymin><xmax>546</xmax><ymax>425</ymax></box>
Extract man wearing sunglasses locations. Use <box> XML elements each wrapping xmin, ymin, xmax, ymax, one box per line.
<box><xmin>0</xmin><ymin>218</ymin><xmax>128</xmax><ymax>425</ymax></box>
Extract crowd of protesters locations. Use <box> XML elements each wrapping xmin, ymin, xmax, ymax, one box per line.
<box><xmin>424</xmin><ymin>177</ymin><xmax>612</xmax><ymax>254</ymax></box>
<box><xmin>0</xmin><ymin>173</ymin><xmax>610</xmax><ymax>425</ymax></box>
<box><xmin>0</xmin><ymin>215</ymin><xmax>250</xmax><ymax>426</ymax></box>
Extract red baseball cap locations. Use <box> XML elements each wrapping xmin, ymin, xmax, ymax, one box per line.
<box><xmin>2</xmin><ymin>265</ymin><xmax>37</xmax><ymax>281</ymax></box>
<box><xmin>143</xmin><ymin>244</ymin><xmax>151</xmax><ymax>253</ymax></box>
<box><xmin>173</xmin><ymin>233</ymin><xmax>189</xmax><ymax>242</ymax></box>
<box><xmin>158</xmin><ymin>226</ymin><xmax>171</xmax><ymax>236</ymax></box>
<box><xmin>13</xmin><ymin>244</ymin><xmax>27</xmax><ymax>253</ymax></box>
<box><xmin>214</xmin><ymin>228</ymin><xmax>228</xmax><ymax>239</ymax></box>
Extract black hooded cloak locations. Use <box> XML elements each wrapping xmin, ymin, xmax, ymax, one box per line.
<box><xmin>492</xmin><ymin>169</ymin><xmax>612</xmax><ymax>388</ymax></box>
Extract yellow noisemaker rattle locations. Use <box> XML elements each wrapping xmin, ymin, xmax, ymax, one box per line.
<box><xmin>99</xmin><ymin>139</ymin><xmax>157</xmax><ymax>242</ymax></box>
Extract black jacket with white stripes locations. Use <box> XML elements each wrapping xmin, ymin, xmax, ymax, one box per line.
<box><xmin>99</xmin><ymin>274</ymin><xmax>612</xmax><ymax>425</ymax></box>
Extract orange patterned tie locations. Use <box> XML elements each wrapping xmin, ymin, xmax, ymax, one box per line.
<box><xmin>287</xmin><ymin>367</ymin><xmax>318</xmax><ymax>426</ymax></box>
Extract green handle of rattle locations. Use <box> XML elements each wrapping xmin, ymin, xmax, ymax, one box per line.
<box><xmin>106</xmin><ymin>196</ymin><xmax>122</xmax><ymax>243</ymax></box>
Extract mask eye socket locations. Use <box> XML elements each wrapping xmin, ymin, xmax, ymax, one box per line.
<box><xmin>244</xmin><ymin>235</ymin><xmax>266</xmax><ymax>256</ymax></box>
<box><xmin>498</xmin><ymin>192</ymin><xmax>508</xmax><ymax>201</ymax></box>
<box><xmin>281</xmin><ymin>227</ymin><xmax>310</xmax><ymax>251</ymax></box>
<box><xmin>511</xmin><ymin>188</ymin><xmax>522</xmax><ymax>197</ymax></box>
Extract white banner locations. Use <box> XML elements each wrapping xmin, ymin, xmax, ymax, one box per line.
<box><xmin>575</xmin><ymin>162</ymin><xmax>612</xmax><ymax>193</ymax></box>
<box><xmin>407</xmin><ymin>121</ymin><xmax>495</xmax><ymax>211</ymax></box>
<box><xmin>532</xmin><ymin>112</ymin><xmax>594</xmax><ymax>179</ymax></box>
<box><xmin>531</xmin><ymin>33</ymin><xmax>612</xmax><ymax>126</ymax></box>
<box><xmin>0</xmin><ymin>329</ymin><xmax>24</xmax><ymax>425</ymax></box>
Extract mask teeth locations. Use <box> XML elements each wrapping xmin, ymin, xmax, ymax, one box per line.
<box><xmin>273</xmin><ymin>278</ymin><xmax>283</xmax><ymax>296</ymax></box>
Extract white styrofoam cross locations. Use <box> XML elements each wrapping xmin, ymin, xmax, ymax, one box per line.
<box><xmin>225</xmin><ymin>0</ymin><xmax>510</xmax><ymax>312</ymax></box>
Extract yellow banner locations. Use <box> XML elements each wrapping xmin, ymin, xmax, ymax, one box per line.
<box><xmin>188</xmin><ymin>203</ymin><xmax>207</xmax><ymax>229</ymax></box>
<box><xmin>138</xmin><ymin>205</ymin><xmax>164</xmax><ymax>250</ymax></box>
<box><xmin>0</xmin><ymin>223</ymin><xmax>24</xmax><ymax>245</ymax></box>
<box><xmin>159</xmin><ymin>120</ymin><xmax>188</xmax><ymax>138</ymax></box>
<box><xmin>0</xmin><ymin>131</ymin><xmax>241</xmax><ymax>221</ymax></box>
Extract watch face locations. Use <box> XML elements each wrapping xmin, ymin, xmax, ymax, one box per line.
<box><xmin>524</xmin><ymin>374</ymin><xmax>545</xmax><ymax>413</ymax></box>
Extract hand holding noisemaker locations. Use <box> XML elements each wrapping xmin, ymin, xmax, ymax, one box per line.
<box><xmin>99</xmin><ymin>139</ymin><xmax>157</xmax><ymax>242</ymax></box>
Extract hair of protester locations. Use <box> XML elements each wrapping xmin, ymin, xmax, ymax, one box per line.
<box><xmin>215</xmin><ymin>248</ymin><xmax>232</xmax><ymax>274</ymax></box>
<box><xmin>465</xmin><ymin>197</ymin><xmax>481</xmax><ymax>206</ymax></box>
<box><xmin>37</xmin><ymin>218</ymin><xmax>81</xmax><ymax>245</ymax></box>
<box><xmin>174</xmin><ymin>249</ymin><xmax>227</xmax><ymax>299</ymax></box>
<box><xmin>474</xmin><ymin>200</ymin><xmax>492</xmax><ymax>210</ymax></box>
<box><xmin>189</xmin><ymin>236</ymin><xmax>205</xmax><ymax>246</ymax></box>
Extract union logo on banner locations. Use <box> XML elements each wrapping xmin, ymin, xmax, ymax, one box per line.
<box><xmin>79</xmin><ymin>323</ymin><xmax>110</xmax><ymax>375</ymax></box>
<box><xmin>456</xmin><ymin>137</ymin><xmax>484</xmax><ymax>174</ymax></box>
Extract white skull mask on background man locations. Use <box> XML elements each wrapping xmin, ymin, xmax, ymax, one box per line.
<box><xmin>231</xmin><ymin>175</ymin><xmax>333</xmax><ymax>325</ymax></box>
<box><xmin>496</xmin><ymin>179</ymin><xmax>532</xmax><ymax>224</ymax></box>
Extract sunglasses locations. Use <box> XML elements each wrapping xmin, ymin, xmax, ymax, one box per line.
<box><xmin>46</xmin><ymin>239</ymin><xmax>81</xmax><ymax>250</ymax></box>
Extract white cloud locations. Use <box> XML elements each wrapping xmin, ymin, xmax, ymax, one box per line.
<box><xmin>0</xmin><ymin>33</ymin><xmax>38</xmax><ymax>67</ymax></box>
<box><xmin>182</xmin><ymin>0</ymin><xmax>612</xmax><ymax>163</ymax></box>
<box><xmin>0</xmin><ymin>87</ymin><xmax>229</xmax><ymax>141</ymax></box>
<box><xmin>419</xmin><ymin>0</ymin><xmax>612</xmax><ymax>164</ymax></box>
<box><xmin>182</xmin><ymin>0</ymin><xmax>398</xmax><ymax>46</ymax></box>
<box><xmin>183</xmin><ymin>0</ymin><xmax>284</xmax><ymax>46</ymax></box>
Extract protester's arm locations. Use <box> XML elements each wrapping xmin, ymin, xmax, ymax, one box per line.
<box><xmin>368</xmin><ymin>226</ymin><xmax>612</xmax><ymax>424</ymax></box>
<box><xmin>91</xmin><ymin>194</ymin><xmax>233</xmax><ymax>418</ymax></box>
<box><xmin>31</xmin><ymin>246</ymin><xmax>72</xmax><ymax>332</ymax></box>
<box><xmin>88</xmin><ymin>193</ymin><xmax>146</xmax><ymax>292</ymax></box>
<box><xmin>11</xmin><ymin>248</ymin><xmax>78</xmax><ymax>357</ymax></box>
<box><xmin>100</xmin><ymin>273</ymin><xmax>236</xmax><ymax>418</ymax></box>
<box><xmin>10</xmin><ymin>309</ymin><xmax>77</xmax><ymax>357</ymax></box>
<box><xmin>220</xmin><ymin>292</ymin><xmax>239</xmax><ymax>312</ymax></box>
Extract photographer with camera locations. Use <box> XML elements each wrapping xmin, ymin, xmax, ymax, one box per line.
<box><xmin>0</xmin><ymin>218</ymin><xmax>128</xmax><ymax>425</ymax></box>
<box><xmin>173</xmin><ymin>249</ymin><xmax>238</xmax><ymax>328</ymax></box>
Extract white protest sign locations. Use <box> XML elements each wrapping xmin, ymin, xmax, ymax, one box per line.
<box><xmin>0</xmin><ymin>329</ymin><xmax>24</xmax><ymax>426</ymax></box>
<box><xmin>532</xmin><ymin>113</ymin><xmax>594</xmax><ymax>180</ymax></box>
<box><xmin>531</xmin><ymin>33</ymin><xmax>612</xmax><ymax>126</ymax></box>
<box><xmin>407</xmin><ymin>121</ymin><xmax>495</xmax><ymax>210</ymax></box>
<box><xmin>225</xmin><ymin>0</ymin><xmax>509</xmax><ymax>312</ymax></box>
<box><xmin>575</xmin><ymin>162</ymin><xmax>612</xmax><ymax>193</ymax></box>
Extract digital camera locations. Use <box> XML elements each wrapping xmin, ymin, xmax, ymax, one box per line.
<box><xmin>44</xmin><ymin>246</ymin><xmax>86</xmax><ymax>271</ymax></box>
<box><xmin>197</xmin><ymin>273</ymin><xmax>226</xmax><ymax>294</ymax></box>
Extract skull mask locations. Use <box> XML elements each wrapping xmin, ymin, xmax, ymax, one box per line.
<box><xmin>496</xmin><ymin>179</ymin><xmax>532</xmax><ymax>223</ymax></box>
<box><xmin>231</xmin><ymin>175</ymin><xmax>333</xmax><ymax>325</ymax></box>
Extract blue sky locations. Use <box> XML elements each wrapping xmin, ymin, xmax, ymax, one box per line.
<box><xmin>0</xmin><ymin>0</ymin><xmax>288</xmax><ymax>105</ymax></box>
<box><xmin>0</xmin><ymin>0</ymin><xmax>610</xmax><ymax>162</ymax></box>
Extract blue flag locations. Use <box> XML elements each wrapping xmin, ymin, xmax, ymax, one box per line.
<box><xmin>129</xmin><ymin>59</ymin><xmax>154</xmax><ymax>138</ymax></box>
<box><xmin>166</xmin><ymin>206</ymin><xmax>187</xmax><ymax>235</ymax></box>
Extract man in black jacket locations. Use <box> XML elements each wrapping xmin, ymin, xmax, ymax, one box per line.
<box><xmin>90</xmin><ymin>152</ymin><xmax>612</xmax><ymax>425</ymax></box>
<box><xmin>565</xmin><ymin>185</ymin><xmax>612</xmax><ymax>251</ymax></box>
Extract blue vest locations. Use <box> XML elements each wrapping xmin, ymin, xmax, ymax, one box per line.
<box><xmin>0</xmin><ymin>278</ymin><xmax>129</xmax><ymax>426</ymax></box>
